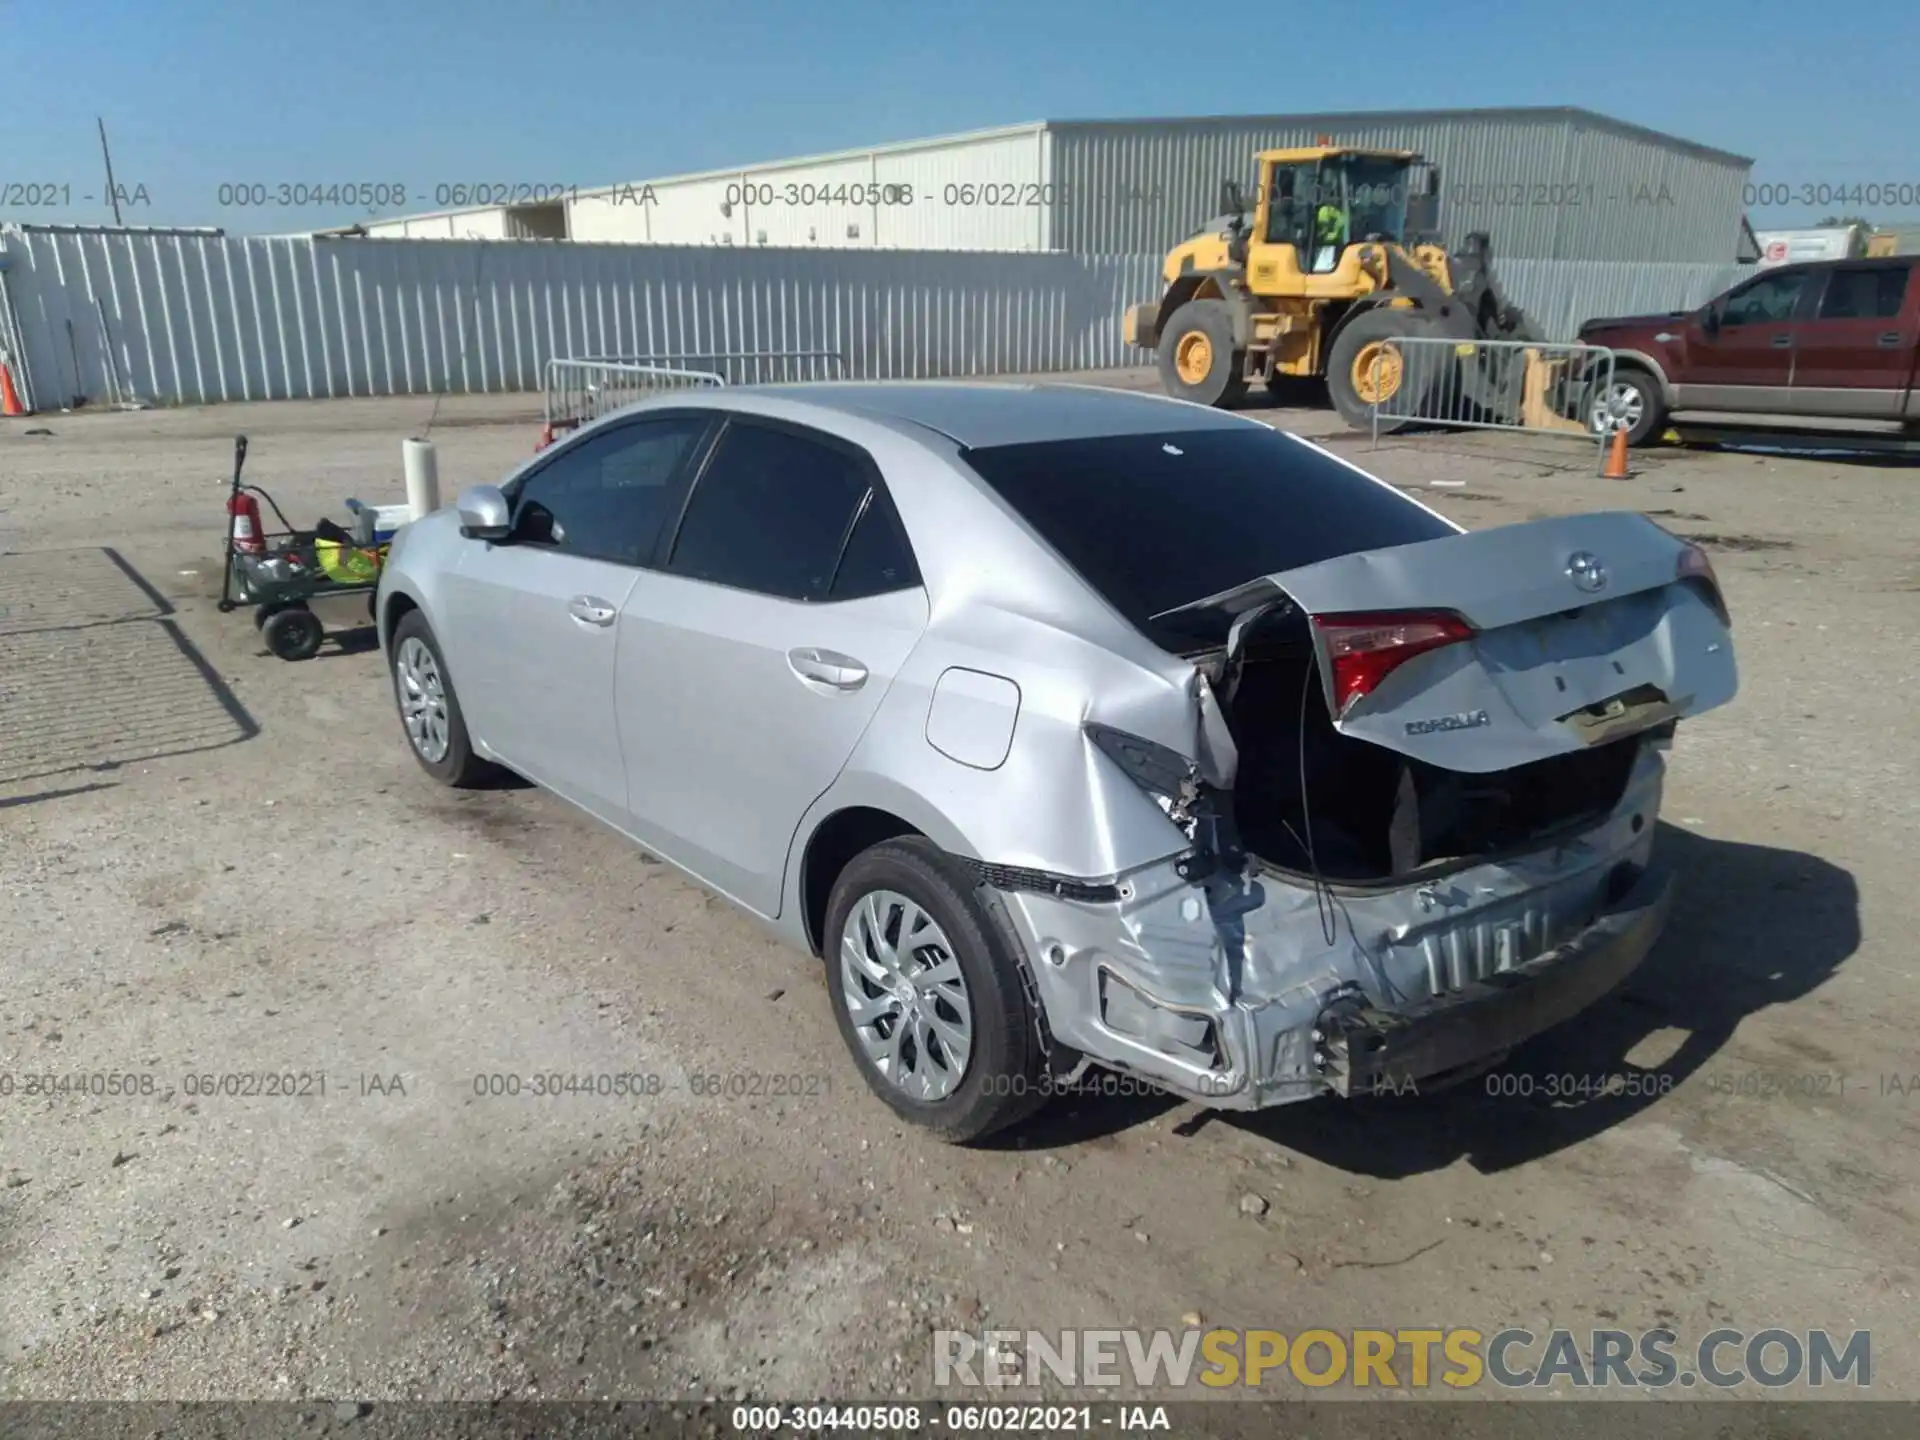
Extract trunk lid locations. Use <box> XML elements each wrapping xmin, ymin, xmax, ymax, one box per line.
<box><xmin>1155</xmin><ymin>511</ymin><xmax>1737</xmax><ymax>773</ymax></box>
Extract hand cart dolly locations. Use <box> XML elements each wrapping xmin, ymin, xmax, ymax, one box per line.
<box><xmin>215</xmin><ymin>434</ymin><xmax>391</xmax><ymax>661</ymax></box>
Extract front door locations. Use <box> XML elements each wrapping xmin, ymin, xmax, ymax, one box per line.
<box><xmin>1679</xmin><ymin>268</ymin><xmax>1811</xmax><ymax>411</ymax></box>
<box><xmin>616</xmin><ymin>417</ymin><xmax>928</xmax><ymax>917</ymax></box>
<box><xmin>1790</xmin><ymin>263</ymin><xmax>1915</xmax><ymax>418</ymax></box>
<box><xmin>437</xmin><ymin>414</ymin><xmax>715</xmax><ymax>826</ymax></box>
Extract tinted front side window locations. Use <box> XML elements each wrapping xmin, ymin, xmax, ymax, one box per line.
<box><xmin>1723</xmin><ymin>272</ymin><xmax>1806</xmax><ymax>325</ymax></box>
<box><xmin>667</xmin><ymin>422</ymin><xmax>873</xmax><ymax>601</ymax></box>
<box><xmin>511</xmin><ymin>417</ymin><xmax>710</xmax><ymax>565</ymax></box>
<box><xmin>1817</xmin><ymin>266</ymin><xmax>1909</xmax><ymax>320</ymax></box>
<box><xmin>961</xmin><ymin>427</ymin><xmax>1454</xmax><ymax>645</ymax></box>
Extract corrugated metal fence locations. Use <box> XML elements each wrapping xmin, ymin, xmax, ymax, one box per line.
<box><xmin>0</xmin><ymin>226</ymin><xmax>1745</xmax><ymax>409</ymax></box>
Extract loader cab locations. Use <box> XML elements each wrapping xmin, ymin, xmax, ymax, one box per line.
<box><xmin>1254</xmin><ymin>147</ymin><xmax>1426</xmax><ymax>272</ymax></box>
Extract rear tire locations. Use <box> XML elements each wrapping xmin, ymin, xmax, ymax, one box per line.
<box><xmin>1589</xmin><ymin>365</ymin><xmax>1668</xmax><ymax>448</ymax></box>
<box><xmin>824</xmin><ymin>838</ymin><xmax>1049</xmax><ymax>1144</ymax></box>
<box><xmin>1326</xmin><ymin>311</ymin><xmax>1434</xmax><ymax>431</ymax></box>
<box><xmin>1155</xmin><ymin>300</ymin><xmax>1248</xmax><ymax>408</ymax></box>
<box><xmin>389</xmin><ymin>610</ymin><xmax>493</xmax><ymax>787</ymax></box>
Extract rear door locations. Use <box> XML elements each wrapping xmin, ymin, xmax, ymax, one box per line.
<box><xmin>1790</xmin><ymin>262</ymin><xmax>1915</xmax><ymax>418</ymax></box>
<box><xmin>615</xmin><ymin>417</ymin><xmax>928</xmax><ymax>917</ymax></box>
<box><xmin>1680</xmin><ymin>267</ymin><xmax>1812</xmax><ymax>410</ymax></box>
<box><xmin>439</xmin><ymin>414</ymin><xmax>715</xmax><ymax>825</ymax></box>
<box><xmin>1158</xmin><ymin>512</ymin><xmax>1737</xmax><ymax>773</ymax></box>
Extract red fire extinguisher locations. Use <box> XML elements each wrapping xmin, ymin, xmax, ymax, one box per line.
<box><xmin>228</xmin><ymin>486</ymin><xmax>265</xmax><ymax>555</ymax></box>
<box><xmin>227</xmin><ymin>434</ymin><xmax>265</xmax><ymax>555</ymax></box>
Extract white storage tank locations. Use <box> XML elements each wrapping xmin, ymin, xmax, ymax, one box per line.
<box><xmin>1752</xmin><ymin>226</ymin><xmax>1868</xmax><ymax>268</ymax></box>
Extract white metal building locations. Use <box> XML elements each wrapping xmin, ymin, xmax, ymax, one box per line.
<box><xmin>344</xmin><ymin>108</ymin><xmax>1752</xmax><ymax>264</ymax></box>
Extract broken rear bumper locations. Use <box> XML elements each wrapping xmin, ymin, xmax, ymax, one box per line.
<box><xmin>1323</xmin><ymin>863</ymin><xmax>1672</xmax><ymax>1098</ymax></box>
<box><xmin>993</xmin><ymin>746</ymin><xmax>1671</xmax><ymax>1111</ymax></box>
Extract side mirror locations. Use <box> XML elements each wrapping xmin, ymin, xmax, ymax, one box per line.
<box><xmin>456</xmin><ymin>483</ymin><xmax>511</xmax><ymax>540</ymax></box>
<box><xmin>1698</xmin><ymin>304</ymin><xmax>1721</xmax><ymax>336</ymax></box>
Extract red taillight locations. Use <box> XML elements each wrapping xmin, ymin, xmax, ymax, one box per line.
<box><xmin>1312</xmin><ymin>610</ymin><xmax>1476</xmax><ymax>714</ymax></box>
<box><xmin>1675</xmin><ymin>542</ymin><xmax>1730</xmax><ymax>625</ymax></box>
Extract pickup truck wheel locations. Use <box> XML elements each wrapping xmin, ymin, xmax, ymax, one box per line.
<box><xmin>1156</xmin><ymin>301</ymin><xmax>1248</xmax><ymax>407</ymax></box>
<box><xmin>824</xmin><ymin>838</ymin><xmax>1049</xmax><ymax>1144</ymax></box>
<box><xmin>1590</xmin><ymin>367</ymin><xmax>1667</xmax><ymax>448</ymax></box>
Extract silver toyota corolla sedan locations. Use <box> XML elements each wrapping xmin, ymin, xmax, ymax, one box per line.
<box><xmin>376</xmin><ymin>382</ymin><xmax>1737</xmax><ymax>1142</ymax></box>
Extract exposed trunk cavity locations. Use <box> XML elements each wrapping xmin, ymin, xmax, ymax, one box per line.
<box><xmin>1220</xmin><ymin>613</ymin><xmax>1642</xmax><ymax>884</ymax></box>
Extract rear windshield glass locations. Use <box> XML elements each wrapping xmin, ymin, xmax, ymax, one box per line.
<box><xmin>960</xmin><ymin>427</ymin><xmax>1454</xmax><ymax>644</ymax></box>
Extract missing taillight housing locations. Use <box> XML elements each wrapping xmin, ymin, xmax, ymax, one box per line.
<box><xmin>1312</xmin><ymin>610</ymin><xmax>1476</xmax><ymax>714</ymax></box>
<box><xmin>1675</xmin><ymin>543</ymin><xmax>1730</xmax><ymax>626</ymax></box>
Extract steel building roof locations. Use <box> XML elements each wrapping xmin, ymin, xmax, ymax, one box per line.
<box><xmin>1044</xmin><ymin>107</ymin><xmax>1752</xmax><ymax>168</ymax></box>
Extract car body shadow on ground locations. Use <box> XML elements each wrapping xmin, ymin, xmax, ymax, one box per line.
<box><xmin>997</xmin><ymin>824</ymin><xmax>1860</xmax><ymax>1169</ymax></box>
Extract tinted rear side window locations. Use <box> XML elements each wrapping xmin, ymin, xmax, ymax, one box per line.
<box><xmin>1816</xmin><ymin>266</ymin><xmax>1909</xmax><ymax>320</ymax></box>
<box><xmin>830</xmin><ymin>489</ymin><xmax>920</xmax><ymax>600</ymax></box>
<box><xmin>961</xmin><ymin>427</ymin><xmax>1453</xmax><ymax>639</ymax></box>
<box><xmin>667</xmin><ymin>421</ymin><xmax>873</xmax><ymax>601</ymax></box>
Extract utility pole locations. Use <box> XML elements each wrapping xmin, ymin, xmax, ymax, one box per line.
<box><xmin>98</xmin><ymin>117</ymin><xmax>123</xmax><ymax>225</ymax></box>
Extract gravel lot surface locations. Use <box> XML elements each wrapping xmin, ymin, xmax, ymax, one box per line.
<box><xmin>3</xmin><ymin>375</ymin><xmax>1917</xmax><ymax>1418</ymax></box>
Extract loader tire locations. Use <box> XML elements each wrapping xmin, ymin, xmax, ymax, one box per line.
<box><xmin>1327</xmin><ymin>311</ymin><xmax>1433</xmax><ymax>431</ymax></box>
<box><xmin>1156</xmin><ymin>301</ymin><xmax>1248</xmax><ymax>408</ymax></box>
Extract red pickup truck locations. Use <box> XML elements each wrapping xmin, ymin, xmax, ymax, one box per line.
<box><xmin>1576</xmin><ymin>256</ymin><xmax>1920</xmax><ymax>446</ymax></box>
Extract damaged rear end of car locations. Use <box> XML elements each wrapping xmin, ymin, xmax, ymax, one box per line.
<box><xmin>963</xmin><ymin>428</ymin><xmax>1737</xmax><ymax>1110</ymax></box>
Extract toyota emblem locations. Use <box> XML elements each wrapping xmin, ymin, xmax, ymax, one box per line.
<box><xmin>1566</xmin><ymin>551</ymin><xmax>1608</xmax><ymax>593</ymax></box>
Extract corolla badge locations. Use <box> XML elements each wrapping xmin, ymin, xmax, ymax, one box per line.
<box><xmin>1405</xmin><ymin>709</ymin><xmax>1491</xmax><ymax>736</ymax></box>
<box><xmin>1566</xmin><ymin>550</ymin><xmax>1609</xmax><ymax>593</ymax></box>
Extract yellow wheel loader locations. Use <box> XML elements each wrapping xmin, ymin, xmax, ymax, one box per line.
<box><xmin>1122</xmin><ymin>146</ymin><xmax>1581</xmax><ymax>432</ymax></box>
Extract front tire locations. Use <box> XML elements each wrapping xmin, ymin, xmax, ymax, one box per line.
<box><xmin>1326</xmin><ymin>310</ymin><xmax>1435</xmax><ymax>431</ymax></box>
<box><xmin>1589</xmin><ymin>366</ymin><xmax>1668</xmax><ymax>448</ymax></box>
<box><xmin>1155</xmin><ymin>300</ymin><xmax>1248</xmax><ymax>408</ymax></box>
<box><xmin>389</xmin><ymin>610</ymin><xmax>493</xmax><ymax>787</ymax></box>
<box><xmin>824</xmin><ymin>838</ymin><xmax>1048</xmax><ymax>1144</ymax></box>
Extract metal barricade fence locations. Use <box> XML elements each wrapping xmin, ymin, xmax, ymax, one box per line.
<box><xmin>580</xmin><ymin>349</ymin><xmax>849</xmax><ymax>385</ymax></box>
<box><xmin>1366</xmin><ymin>337</ymin><xmax>1620</xmax><ymax>473</ymax></box>
<box><xmin>541</xmin><ymin>359</ymin><xmax>726</xmax><ymax>438</ymax></box>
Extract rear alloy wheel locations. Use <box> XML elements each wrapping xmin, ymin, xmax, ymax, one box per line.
<box><xmin>1589</xmin><ymin>367</ymin><xmax>1667</xmax><ymax>448</ymax></box>
<box><xmin>389</xmin><ymin>611</ymin><xmax>494</xmax><ymax>787</ymax></box>
<box><xmin>824</xmin><ymin>838</ymin><xmax>1048</xmax><ymax>1143</ymax></box>
<box><xmin>1327</xmin><ymin>311</ymin><xmax>1433</xmax><ymax>431</ymax></box>
<box><xmin>1155</xmin><ymin>300</ymin><xmax>1248</xmax><ymax>407</ymax></box>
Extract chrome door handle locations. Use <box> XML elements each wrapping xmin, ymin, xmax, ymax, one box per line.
<box><xmin>1769</xmin><ymin>334</ymin><xmax>1794</xmax><ymax>347</ymax></box>
<box><xmin>787</xmin><ymin>647</ymin><xmax>868</xmax><ymax>691</ymax></box>
<box><xmin>568</xmin><ymin>595</ymin><xmax>617</xmax><ymax>627</ymax></box>
<box><xmin>1879</xmin><ymin>332</ymin><xmax>1904</xmax><ymax>347</ymax></box>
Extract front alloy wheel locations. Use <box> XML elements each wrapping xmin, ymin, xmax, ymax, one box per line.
<box><xmin>1588</xmin><ymin>368</ymin><xmax>1666</xmax><ymax>447</ymax></box>
<box><xmin>395</xmin><ymin>635</ymin><xmax>450</xmax><ymax>765</ymax></box>
<box><xmin>387</xmin><ymin>610</ymin><xmax>493</xmax><ymax>787</ymax></box>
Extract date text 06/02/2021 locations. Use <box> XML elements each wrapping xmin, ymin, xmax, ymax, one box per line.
<box><xmin>468</xmin><ymin>1071</ymin><xmax>835</xmax><ymax>1100</ymax></box>
<box><xmin>207</xmin><ymin>183</ymin><xmax>663</xmax><ymax>210</ymax></box>
<box><xmin>728</xmin><ymin>1404</ymin><xmax>1173</xmax><ymax>1433</ymax></box>
<box><xmin>717</xmin><ymin>181</ymin><xmax>1171</xmax><ymax>210</ymax></box>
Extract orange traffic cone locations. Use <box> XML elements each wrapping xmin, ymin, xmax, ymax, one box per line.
<box><xmin>0</xmin><ymin>359</ymin><xmax>25</xmax><ymax>418</ymax></box>
<box><xmin>1602</xmin><ymin>423</ymin><xmax>1630</xmax><ymax>480</ymax></box>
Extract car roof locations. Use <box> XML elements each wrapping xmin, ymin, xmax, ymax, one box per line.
<box><xmin>704</xmin><ymin>381</ymin><xmax>1255</xmax><ymax>448</ymax></box>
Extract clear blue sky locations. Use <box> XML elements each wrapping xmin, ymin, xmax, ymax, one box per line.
<box><xmin>6</xmin><ymin>0</ymin><xmax>1916</xmax><ymax>234</ymax></box>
